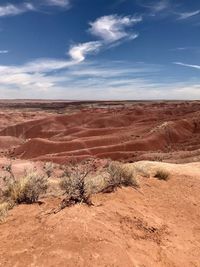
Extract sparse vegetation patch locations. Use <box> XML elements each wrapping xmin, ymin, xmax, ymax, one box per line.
<box><xmin>0</xmin><ymin>163</ymin><xmax>49</xmax><ymax>221</ymax></box>
<box><xmin>106</xmin><ymin>161</ymin><xmax>139</xmax><ymax>191</ymax></box>
<box><xmin>43</xmin><ymin>162</ymin><xmax>54</xmax><ymax>178</ymax></box>
<box><xmin>58</xmin><ymin>160</ymin><xmax>139</xmax><ymax>211</ymax></box>
<box><xmin>154</xmin><ymin>169</ymin><xmax>170</xmax><ymax>181</ymax></box>
<box><xmin>3</xmin><ymin>172</ymin><xmax>48</xmax><ymax>204</ymax></box>
<box><xmin>0</xmin><ymin>202</ymin><xmax>11</xmax><ymax>222</ymax></box>
<box><xmin>59</xmin><ymin>161</ymin><xmax>94</xmax><ymax>209</ymax></box>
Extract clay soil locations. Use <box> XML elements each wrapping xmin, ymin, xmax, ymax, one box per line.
<box><xmin>0</xmin><ymin>100</ymin><xmax>200</xmax><ymax>163</ymax></box>
<box><xmin>0</xmin><ymin>100</ymin><xmax>200</xmax><ymax>267</ymax></box>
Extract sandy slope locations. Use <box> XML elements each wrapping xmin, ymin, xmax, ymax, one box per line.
<box><xmin>0</xmin><ymin>101</ymin><xmax>200</xmax><ymax>164</ymax></box>
<box><xmin>0</xmin><ymin>161</ymin><xmax>200</xmax><ymax>267</ymax></box>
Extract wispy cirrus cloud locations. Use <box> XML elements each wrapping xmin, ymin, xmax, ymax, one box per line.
<box><xmin>174</xmin><ymin>62</ymin><xmax>200</xmax><ymax>70</ymax></box>
<box><xmin>89</xmin><ymin>15</ymin><xmax>142</xmax><ymax>43</ymax></box>
<box><xmin>45</xmin><ymin>0</ymin><xmax>70</xmax><ymax>8</ymax></box>
<box><xmin>177</xmin><ymin>10</ymin><xmax>200</xmax><ymax>20</ymax></box>
<box><xmin>170</xmin><ymin>46</ymin><xmax>200</xmax><ymax>54</ymax></box>
<box><xmin>138</xmin><ymin>0</ymin><xmax>169</xmax><ymax>13</ymax></box>
<box><xmin>138</xmin><ymin>0</ymin><xmax>200</xmax><ymax>23</ymax></box>
<box><xmin>0</xmin><ymin>59</ymin><xmax>156</xmax><ymax>97</ymax></box>
<box><xmin>171</xmin><ymin>47</ymin><xmax>190</xmax><ymax>51</ymax></box>
<box><xmin>0</xmin><ymin>59</ymin><xmax>199</xmax><ymax>100</ymax></box>
<box><xmin>0</xmin><ymin>50</ymin><xmax>8</xmax><ymax>54</ymax></box>
<box><xmin>0</xmin><ymin>57</ymin><xmax>78</xmax><ymax>93</ymax></box>
<box><xmin>0</xmin><ymin>0</ymin><xmax>72</xmax><ymax>18</ymax></box>
<box><xmin>0</xmin><ymin>3</ymin><xmax>35</xmax><ymax>17</ymax></box>
<box><xmin>153</xmin><ymin>0</ymin><xmax>169</xmax><ymax>12</ymax></box>
<box><xmin>0</xmin><ymin>60</ymin><xmax>152</xmax><ymax>95</ymax></box>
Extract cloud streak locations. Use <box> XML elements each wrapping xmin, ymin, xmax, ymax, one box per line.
<box><xmin>153</xmin><ymin>0</ymin><xmax>169</xmax><ymax>12</ymax></box>
<box><xmin>0</xmin><ymin>0</ymin><xmax>72</xmax><ymax>17</ymax></box>
<box><xmin>138</xmin><ymin>1</ymin><xmax>200</xmax><ymax>23</ymax></box>
<box><xmin>177</xmin><ymin>10</ymin><xmax>200</xmax><ymax>20</ymax></box>
<box><xmin>45</xmin><ymin>0</ymin><xmax>70</xmax><ymax>7</ymax></box>
<box><xmin>0</xmin><ymin>50</ymin><xmax>8</xmax><ymax>54</ymax></box>
<box><xmin>0</xmin><ymin>3</ymin><xmax>35</xmax><ymax>17</ymax></box>
<box><xmin>138</xmin><ymin>0</ymin><xmax>169</xmax><ymax>13</ymax></box>
<box><xmin>174</xmin><ymin>62</ymin><xmax>200</xmax><ymax>70</ymax></box>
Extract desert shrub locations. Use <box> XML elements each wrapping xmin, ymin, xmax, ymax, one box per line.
<box><xmin>0</xmin><ymin>202</ymin><xmax>11</xmax><ymax>222</ymax></box>
<box><xmin>59</xmin><ymin>162</ymin><xmax>94</xmax><ymax>208</ymax></box>
<box><xmin>134</xmin><ymin>164</ymin><xmax>150</xmax><ymax>178</ymax></box>
<box><xmin>2</xmin><ymin>162</ymin><xmax>15</xmax><ymax>180</ymax></box>
<box><xmin>43</xmin><ymin>162</ymin><xmax>54</xmax><ymax>178</ymax></box>
<box><xmin>105</xmin><ymin>161</ymin><xmax>139</xmax><ymax>192</ymax></box>
<box><xmin>56</xmin><ymin>160</ymin><xmax>139</xmax><ymax>212</ymax></box>
<box><xmin>154</xmin><ymin>169</ymin><xmax>169</xmax><ymax>181</ymax></box>
<box><xmin>84</xmin><ymin>174</ymin><xmax>108</xmax><ymax>196</ymax></box>
<box><xmin>4</xmin><ymin>172</ymin><xmax>48</xmax><ymax>204</ymax></box>
<box><xmin>60</xmin><ymin>175</ymin><xmax>90</xmax><ymax>207</ymax></box>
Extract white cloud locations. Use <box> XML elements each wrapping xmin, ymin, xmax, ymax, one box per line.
<box><xmin>0</xmin><ymin>11</ymin><xmax>141</xmax><ymax>69</ymax></box>
<box><xmin>0</xmin><ymin>58</ymin><xmax>78</xmax><ymax>79</ymax></box>
<box><xmin>0</xmin><ymin>3</ymin><xmax>35</xmax><ymax>17</ymax></box>
<box><xmin>0</xmin><ymin>59</ymin><xmax>199</xmax><ymax>100</ymax></box>
<box><xmin>67</xmin><ymin>15</ymin><xmax>141</xmax><ymax>65</ymax></box>
<box><xmin>68</xmin><ymin>41</ymin><xmax>102</xmax><ymax>62</ymax></box>
<box><xmin>151</xmin><ymin>0</ymin><xmax>169</xmax><ymax>12</ymax></box>
<box><xmin>170</xmin><ymin>47</ymin><xmax>189</xmax><ymax>51</ymax></box>
<box><xmin>139</xmin><ymin>0</ymin><xmax>169</xmax><ymax>13</ymax></box>
<box><xmin>0</xmin><ymin>0</ymin><xmax>72</xmax><ymax>17</ymax></box>
<box><xmin>174</xmin><ymin>62</ymin><xmax>200</xmax><ymax>70</ymax></box>
<box><xmin>0</xmin><ymin>50</ymin><xmax>8</xmax><ymax>54</ymax></box>
<box><xmin>0</xmin><ymin>11</ymin><xmax>145</xmax><ymax>99</ymax></box>
<box><xmin>178</xmin><ymin>10</ymin><xmax>200</xmax><ymax>20</ymax></box>
<box><xmin>0</xmin><ymin>58</ymin><xmax>75</xmax><ymax>93</ymax></box>
<box><xmin>89</xmin><ymin>15</ymin><xmax>142</xmax><ymax>43</ymax></box>
<box><xmin>24</xmin><ymin>58</ymin><xmax>76</xmax><ymax>72</ymax></box>
<box><xmin>0</xmin><ymin>60</ymin><xmax>154</xmax><ymax>96</ymax></box>
<box><xmin>45</xmin><ymin>0</ymin><xmax>70</xmax><ymax>8</ymax></box>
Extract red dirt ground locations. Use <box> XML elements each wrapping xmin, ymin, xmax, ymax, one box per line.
<box><xmin>0</xmin><ymin>101</ymin><xmax>200</xmax><ymax>267</ymax></box>
<box><xmin>0</xmin><ymin>100</ymin><xmax>200</xmax><ymax>164</ymax></box>
<box><xmin>0</xmin><ymin>160</ymin><xmax>200</xmax><ymax>267</ymax></box>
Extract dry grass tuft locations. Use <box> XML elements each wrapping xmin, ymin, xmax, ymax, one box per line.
<box><xmin>134</xmin><ymin>164</ymin><xmax>150</xmax><ymax>178</ymax></box>
<box><xmin>154</xmin><ymin>169</ymin><xmax>170</xmax><ymax>181</ymax></box>
<box><xmin>4</xmin><ymin>172</ymin><xmax>48</xmax><ymax>204</ymax></box>
<box><xmin>43</xmin><ymin>162</ymin><xmax>54</xmax><ymax>178</ymax></box>
<box><xmin>105</xmin><ymin>161</ymin><xmax>139</xmax><ymax>192</ymax></box>
<box><xmin>0</xmin><ymin>163</ymin><xmax>49</xmax><ymax>219</ymax></box>
<box><xmin>0</xmin><ymin>202</ymin><xmax>11</xmax><ymax>222</ymax></box>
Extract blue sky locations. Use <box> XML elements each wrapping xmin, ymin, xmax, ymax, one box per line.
<box><xmin>0</xmin><ymin>0</ymin><xmax>200</xmax><ymax>99</ymax></box>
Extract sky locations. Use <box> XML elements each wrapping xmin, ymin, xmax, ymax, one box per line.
<box><xmin>0</xmin><ymin>0</ymin><xmax>200</xmax><ymax>100</ymax></box>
